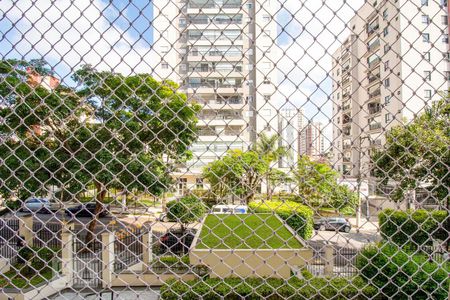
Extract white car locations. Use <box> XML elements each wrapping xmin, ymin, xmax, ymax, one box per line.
<box><xmin>21</xmin><ymin>198</ymin><xmax>60</xmax><ymax>213</ymax></box>
<box><xmin>211</xmin><ymin>205</ymin><xmax>248</xmax><ymax>214</ymax></box>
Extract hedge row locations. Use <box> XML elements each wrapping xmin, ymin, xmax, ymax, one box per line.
<box><xmin>161</xmin><ymin>276</ymin><xmax>377</xmax><ymax>300</ymax></box>
<box><xmin>357</xmin><ymin>243</ymin><xmax>449</xmax><ymax>299</ymax></box>
<box><xmin>379</xmin><ymin>209</ymin><xmax>448</xmax><ymax>246</ymax></box>
<box><xmin>249</xmin><ymin>200</ymin><xmax>314</xmax><ymax>239</ymax></box>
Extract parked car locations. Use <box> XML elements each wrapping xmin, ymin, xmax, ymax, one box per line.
<box><xmin>65</xmin><ymin>202</ymin><xmax>109</xmax><ymax>218</ymax></box>
<box><xmin>21</xmin><ymin>198</ymin><xmax>60</xmax><ymax>213</ymax></box>
<box><xmin>159</xmin><ymin>229</ymin><xmax>196</xmax><ymax>254</ymax></box>
<box><xmin>211</xmin><ymin>204</ymin><xmax>248</xmax><ymax>214</ymax></box>
<box><xmin>314</xmin><ymin>217</ymin><xmax>351</xmax><ymax>233</ymax></box>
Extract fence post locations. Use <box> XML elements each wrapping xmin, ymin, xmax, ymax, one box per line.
<box><xmin>324</xmin><ymin>244</ymin><xmax>334</xmax><ymax>276</ymax></box>
<box><xmin>142</xmin><ymin>229</ymin><xmax>153</xmax><ymax>271</ymax></box>
<box><xmin>18</xmin><ymin>214</ymin><xmax>34</xmax><ymax>247</ymax></box>
<box><xmin>60</xmin><ymin>222</ymin><xmax>74</xmax><ymax>285</ymax></box>
<box><xmin>101</xmin><ymin>231</ymin><xmax>115</xmax><ymax>288</ymax></box>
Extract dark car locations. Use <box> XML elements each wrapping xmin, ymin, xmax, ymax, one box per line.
<box><xmin>159</xmin><ymin>229</ymin><xmax>196</xmax><ymax>254</ymax></box>
<box><xmin>65</xmin><ymin>202</ymin><xmax>109</xmax><ymax>218</ymax></box>
<box><xmin>314</xmin><ymin>217</ymin><xmax>351</xmax><ymax>233</ymax></box>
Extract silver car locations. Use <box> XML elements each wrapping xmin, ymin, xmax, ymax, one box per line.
<box><xmin>21</xmin><ymin>198</ymin><xmax>60</xmax><ymax>213</ymax></box>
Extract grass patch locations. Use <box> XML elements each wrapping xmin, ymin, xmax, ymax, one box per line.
<box><xmin>196</xmin><ymin>214</ymin><xmax>302</xmax><ymax>249</ymax></box>
<box><xmin>0</xmin><ymin>266</ymin><xmax>55</xmax><ymax>289</ymax></box>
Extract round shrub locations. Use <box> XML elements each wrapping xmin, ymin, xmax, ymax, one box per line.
<box><xmin>356</xmin><ymin>243</ymin><xmax>449</xmax><ymax>299</ymax></box>
<box><xmin>379</xmin><ymin>208</ymin><xmax>449</xmax><ymax>247</ymax></box>
<box><xmin>249</xmin><ymin>200</ymin><xmax>314</xmax><ymax>239</ymax></box>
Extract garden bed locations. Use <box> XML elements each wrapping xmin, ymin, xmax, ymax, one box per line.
<box><xmin>196</xmin><ymin>214</ymin><xmax>303</xmax><ymax>249</ymax></box>
<box><xmin>190</xmin><ymin>214</ymin><xmax>312</xmax><ymax>279</ymax></box>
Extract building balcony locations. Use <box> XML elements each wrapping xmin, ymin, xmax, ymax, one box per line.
<box><xmin>368</xmin><ymin>89</ymin><xmax>381</xmax><ymax>100</ymax></box>
<box><xmin>198</xmin><ymin>118</ymin><xmax>247</xmax><ymax>126</ymax></box>
<box><xmin>367</xmin><ymin>74</ymin><xmax>380</xmax><ymax>85</ymax></box>
<box><xmin>369</xmin><ymin>122</ymin><xmax>382</xmax><ymax>131</ymax></box>
<box><xmin>368</xmin><ymin>58</ymin><xmax>381</xmax><ymax>70</ymax></box>
<box><xmin>187</xmin><ymin>53</ymin><xmax>243</xmax><ymax>62</ymax></box>
<box><xmin>343</xmin><ymin>157</ymin><xmax>351</xmax><ymax>163</ymax></box>
<box><xmin>367</xmin><ymin>39</ymin><xmax>380</xmax><ymax>54</ymax></box>
<box><xmin>368</xmin><ymin>102</ymin><xmax>382</xmax><ymax>115</ymax></box>
<box><xmin>342</xmin><ymin>104</ymin><xmax>351</xmax><ymax>111</ymax></box>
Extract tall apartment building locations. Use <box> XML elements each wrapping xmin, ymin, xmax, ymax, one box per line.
<box><xmin>152</xmin><ymin>0</ymin><xmax>279</xmax><ymax>193</ymax></box>
<box><xmin>277</xmin><ymin>108</ymin><xmax>304</xmax><ymax>168</ymax></box>
<box><xmin>299</xmin><ymin>122</ymin><xmax>325</xmax><ymax>160</ymax></box>
<box><xmin>331</xmin><ymin>0</ymin><xmax>449</xmax><ymax>178</ymax></box>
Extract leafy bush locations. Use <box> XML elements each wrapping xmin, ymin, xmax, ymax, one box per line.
<box><xmin>357</xmin><ymin>243</ymin><xmax>449</xmax><ymax>299</ymax></box>
<box><xmin>249</xmin><ymin>200</ymin><xmax>314</xmax><ymax>239</ymax></box>
<box><xmin>379</xmin><ymin>209</ymin><xmax>449</xmax><ymax>246</ymax></box>
<box><xmin>161</xmin><ymin>276</ymin><xmax>378</xmax><ymax>299</ymax></box>
<box><xmin>167</xmin><ymin>195</ymin><xmax>207</xmax><ymax>228</ymax></box>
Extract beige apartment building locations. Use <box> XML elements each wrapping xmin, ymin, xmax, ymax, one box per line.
<box><xmin>152</xmin><ymin>0</ymin><xmax>279</xmax><ymax>195</ymax></box>
<box><xmin>332</xmin><ymin>0</ymin><xmax>449</xmax><ymax>182</ymax></box>
<box><xmin>299</xmin><ymin>122</ymin><xmax>325</xmax><ymax>160</ymax></box>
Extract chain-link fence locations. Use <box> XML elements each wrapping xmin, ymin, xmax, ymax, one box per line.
<box><xmin>0</xmin><ymin>0</ymin><xmax>449</xmax><ymax>299</ymax></box>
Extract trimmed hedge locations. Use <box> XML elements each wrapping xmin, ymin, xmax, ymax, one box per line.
<box><xmin>161</xmin><ymin>276</ymin><xmax>378</xmax><ymax>300</ymax></box>
<box><xmin>379</xmin><ymin>209</ymin><xmax>448</xmax><ymax>246</ymax></box>
<box><xmin>357</xmin><ymin>243</ymin><xmax>449</xmax><ymax>299</ymax></box>
<box><xmin>249</xmin><ymin>201</ymin><xmax>314</xmax><ymax>240</ymax></box>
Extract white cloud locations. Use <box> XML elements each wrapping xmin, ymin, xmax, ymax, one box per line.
<box><xmin>0</xmin><ymin>0</ymin><xmax>157</xmax><ymax>78</ymax></box>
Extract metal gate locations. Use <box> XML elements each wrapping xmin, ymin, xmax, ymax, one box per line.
<box><xmin>72</xmin><ymin>234</ymin><xmax>103</xmax><ymax>289</ymax></box>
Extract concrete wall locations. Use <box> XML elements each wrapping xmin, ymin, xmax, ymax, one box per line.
<box><xmin>190</xmin><ymin>248</ymin><xmax>313</xmax><ymax>279</ymax></box>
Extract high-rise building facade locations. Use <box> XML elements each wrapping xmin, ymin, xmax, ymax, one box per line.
<box><xmin>277</xmin><ymin>108</ymin><xmax>304</xmax><ymax>168</ymax></box>
<box><xmin>331</xmin><ymin>0</ymin><xmax>449</xmax><ymax>178</ymax></box>
<box><xmin>299</xmin><ymin>122</ymin><xmax>325</xmax><ymax>160</ymax></box>
<box><xmin>152</xmin><ymin>0</ymin><xmax>279</xmax><ymax>192</ymax></box>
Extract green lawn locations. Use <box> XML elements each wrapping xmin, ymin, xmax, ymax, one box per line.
<box><xmin>196</xmin><ymin>214</ymin><xmax>303</xmax><ymax>249</ymax></box>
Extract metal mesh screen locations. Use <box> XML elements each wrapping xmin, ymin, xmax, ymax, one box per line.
<box><xmin>0</xmin><ymin>0</ymin><xmax>449</xmax><ymax>299</ymax></box>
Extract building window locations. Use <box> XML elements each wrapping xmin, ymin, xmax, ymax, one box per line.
<box><xmin>162</xmin><ymin>62</ymin><xmax>169</xmax><ymax>69</ymax></box>
<box><xmin>383</xmin><ymin>9</ymin><xmax>388</xmax><ymax>20</ymax></box>
<box><xmin>445</xmin><ymin>71</ymin><xmax>450</xmax><ymax>80</ymax></box>
<box><xmin>384</xmin><ymin>60</ymin><xmax>390</xmax><ymax>71</ymax></box>
<box><xmin>441</xmin><ymin>0</ymin><xmax>448</xmax><ymax>7</ymax></box>
<box><xmin>421</xmin><ymin>0</ymin><xmax>428</xmax><ymax>5</ymax></box>
<box><xmin>383</xmin><ymin>27</ymin><xmax>389</xmax><ymax>37</ymax></box>
<box><xmin>161</xmin><ymin>46</ymin><xmax>169</xmax><ymax>55</ymax></box>
<box><xmin>263</xmin><ymin>77</ymin><xmax>271</xmax><ymax>84</ymax></box>
<box><xmin>442</xmin><ymin>34</ymin><xmax>449</xmax><ymax>43</ymax></box>
<box><xmin>385</xmin><ymin>95</ymin><xmax>391</xmax><ymax>104</ymax></box>
<box><xmin>384</xmin><ymin>44</ymin><xmax>390</xmax><ymax>54</ymax></box>
<box><xmin>422</xmin><ymin>33</ymin><xmax>430</xmax><ymax>42</ymax></box>
<box><xmin>422</xmin><ymin>15</ymin><xmax>430</xmax><ymax>24</ymax></box>
<box><xmin>423</xmin><ymin>51</ymin><xmax>431</xmax><ymax>61</ymax></box>
<box><xmin>196</xmin><ymin>178</ymin><xmax>204</xmax><ymax>189</ymax></box>
<box><xmin>424</xmin><ymin>71</ymin><xmax>431</xmax><ymax>81</ymax></box>
<box><xmin>263</xmin><ymin>14</ymin><xmax>270</xmax><ymax>22</ymax></box>
<box><xmin>442</xmin><ymin>15</ymin><xmax>448</xmax><ymax>25</ymax></box>
<box><xmin>424</xmin><ymin>89</ymin><xmax>432</xmax><ymax>99</ymax></box>
<box><xmin>384</xmin><ymin>78</ymin><xmax>390</xmax><ymax>87</ymax></box>
<box><xmin>385</xmin><ymin>113</ymin><xmax>391</xmax><ymax>122</ymax></box>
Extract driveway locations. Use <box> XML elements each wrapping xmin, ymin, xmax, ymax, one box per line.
<box><xmin>310</xmin><ymin>219</ymin><xmax>380</xmax><ymax>249</ymax></box>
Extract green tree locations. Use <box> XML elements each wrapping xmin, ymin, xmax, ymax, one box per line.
<box><xmin>294</xmin><ymin>155</ymin><xmax>338</xmax><ymax>207</ymax></box>
<box><xmin>254</xmin><ymin>133</ymin><xmax>289</xmax><ymax>199</ymax></box>
<box><xmin>167</xmin><ymin>195</ymin><xmax>206</xmax><ymax>232</ymax></box>
<box><xmin>0</xmin><ymin>60</ymin><xmax>201</xmax><ymax>245</ymax></box>
<box><xmin>293</xmin><ymin>155</ymin><xmax>358</xmax><ymax>212</ymax></box>
<box><xmin>203</xmin><ymin>149</ymin><xmax>269</xmax><ymax>204</ymax></box>
<box><xmin>372</xmin><ymin>98</ymin><xmax>449</xmax><ymax>205</ymax></box>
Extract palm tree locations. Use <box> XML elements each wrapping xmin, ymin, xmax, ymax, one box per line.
<box><xmin>254</xmin><ymin>133</ymin><xmax>290</xmax><ymax>199</ymax></box>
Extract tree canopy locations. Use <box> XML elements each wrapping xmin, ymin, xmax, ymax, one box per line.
<box><xmin>372</xmin><ymin>98</ymin><xmax>449</xmax><ymax>204</ymax></box>
<box><xmin>0</xmin><ymin>59</ymin><xmax>201</xmax><ymax>243</ymax></box>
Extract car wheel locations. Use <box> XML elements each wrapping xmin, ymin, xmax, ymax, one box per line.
<box><xmin>343</xmin><ymin>226</ymin><xmax>351</xmax><ymax>233</ymax></box>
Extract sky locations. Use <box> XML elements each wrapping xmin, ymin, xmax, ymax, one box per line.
<box><xmin>0</xmin><ymin>0</ymin><xmax>365</xmax><ymax>148</ymax></box>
